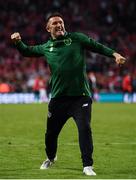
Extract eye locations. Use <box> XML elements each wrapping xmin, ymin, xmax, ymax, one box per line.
<box><xmin>52</xmin><ymin>21</ymin><xmax>63</xmax><ymax>25</ymax></box>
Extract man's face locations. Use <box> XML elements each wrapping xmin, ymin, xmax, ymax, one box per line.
<box><xmin>46</xmin><ymin>16</ymin><xmax>65</xmax><ymax>39</ymax></box>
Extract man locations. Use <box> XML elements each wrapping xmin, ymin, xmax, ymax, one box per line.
<box><xmin>11</xmin><ymin>12</ymin><xmax>126</xmax><ymax>176</ymax></box>
<box><xmin>122</xmin><ymin>73</ymin><xmax>132</xmax><ymax>103</ymax></box>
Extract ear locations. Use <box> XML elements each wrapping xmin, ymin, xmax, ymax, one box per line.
<box><xmin>46</xmin><ymin>24</ymin><xmax>50</xmax><ymax>33</ymax></box>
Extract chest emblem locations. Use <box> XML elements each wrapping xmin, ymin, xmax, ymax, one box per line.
<box><xmin>64</xmin><ymin>38</ymin><xmax>72</xmax><ymax>46</ymax></box>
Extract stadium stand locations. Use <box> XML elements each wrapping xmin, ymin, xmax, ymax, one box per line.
<box><xmin>0</xmin><ymin>0</ymin><xmax>136</xmax><ymax>94</ymax></box>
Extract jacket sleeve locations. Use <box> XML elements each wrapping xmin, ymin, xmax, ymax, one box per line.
<box><xmin>15</xmin><ymin>41</ymin><xmax>44</xmax><ymax>57</ymax></box>
<box><xmin>76</xmin><ymin>32</ymin><xmax>116</xmax><ymax>58</ymax></box>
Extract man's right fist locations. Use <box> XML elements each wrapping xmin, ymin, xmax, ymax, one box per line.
<box><xmin>11</xmin><ymin>32</ymin><xmax>21</xmax><ymax>43</ymax></box>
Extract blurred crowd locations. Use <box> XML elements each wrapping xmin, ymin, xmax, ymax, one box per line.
<box><xmin>0</xmin><ymin>0</ymin><xmax>136</xmax><ymax>96</ymax></box>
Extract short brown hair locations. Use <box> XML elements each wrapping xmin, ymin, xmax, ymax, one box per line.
<box><xmin>46</xmin><ymin>12</ymin><xmax>63</xmax><ymax>24</ymax></box>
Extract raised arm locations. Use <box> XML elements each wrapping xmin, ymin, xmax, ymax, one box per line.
<box><xmin>11</xmin><ymin>32</ymin><xmax>44</xmax><ymax>57</ymax></box>
<box><xmin>75</xmin><ymin>32</ymin><xmax>126</xmax><ymax>66</ymax></box>
<box><xmin>88</xmin><ymin>38</ymin><xmax>126</xmax><ymax>65</ymax></box>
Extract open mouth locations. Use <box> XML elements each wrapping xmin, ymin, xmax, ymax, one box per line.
<box><xmin>56</xmin><ymin>26</ymin><xmax>64</xmax><ymax>32</ymax></box>
<box><xmin>56</xmin><ymin>29</ymin><xmax>63</xmax><ymax>33</ymax></box>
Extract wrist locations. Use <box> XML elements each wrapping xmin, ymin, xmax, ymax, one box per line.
<box><xmin>14</xmin><ymin>39</ymin><xmax>21</xmax><ymax>45</ymax></box>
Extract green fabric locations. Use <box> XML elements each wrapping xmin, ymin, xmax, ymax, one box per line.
<box><xmin>16</xmin><ymin>32</ymin><xmax>115</xmax><ymax>98</ymax></box>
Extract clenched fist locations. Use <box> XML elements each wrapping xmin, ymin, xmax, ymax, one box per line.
<box><xmin>11</xmin><ymin>32</ymin><xmax>21</xmax><ymax>43</ymax></box>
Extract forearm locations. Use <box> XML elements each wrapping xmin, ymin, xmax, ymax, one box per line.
<box><xmin>11</xmin><ymin>32</ymin><xmax>32</xmax><ymax>57</ymax></box>
<box><xmin>15</xmin><ymin>41</ymin><xmax>43</xmax><ymax>57</ymax></box>
<box><xmin>90</xmin><ymin>40</ymin><xmax>116</xmax><ymax>58</ymax></box>
<box><xmin>15</xmin><ymin>40</ymin><xmax>33</xmax><ymax>57</ymax></box>
<box><xmin>89</xmin><ymin>39</ymin><xmax>126</xmax><ymax>65</ymax></box>
<box><xmin>78</xmin><ymin>33</ymin><xmax>126</xmax><ymax>65</ymax></box>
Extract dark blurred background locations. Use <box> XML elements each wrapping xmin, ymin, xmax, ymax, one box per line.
<box><xmin>0</xmin><ymin>0</ymin><xmax>136</xmax><ymax>95</ymax></box>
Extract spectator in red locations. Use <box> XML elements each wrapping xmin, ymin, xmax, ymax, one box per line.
<box><xmin>132</xmin><ymin>72</ymin><xmax>136</xmax><ymax>93</ymax></box>
<box><xmin>122</xmin><ymin>73</ymin><xmax>132</xmax><ymax>93</ymax></box>
<box><xmin>33</xmin><ymin>74</ymin><xmax>48</xmax><ymax>102</ymax></box>
<box><xmin>122</xmin><ymin>73</ymin><xmax>132</xmax><ymax>103</ymax></box>
<box><xmin>0</xmin><ymin>78</ymin><xmax>11</xmax><ymax>93</ymax></box>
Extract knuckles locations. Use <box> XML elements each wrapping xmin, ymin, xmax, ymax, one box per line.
<box><xmin>11</xmin><ymin>32</ymin><xmax>21</xmax><ymax>40</ymax></box>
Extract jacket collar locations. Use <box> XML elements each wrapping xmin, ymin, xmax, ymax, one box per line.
<box><xmin>50</xmin><ymin>32</ymin><xmax>68</xmax><ymax>41</ymax></box>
